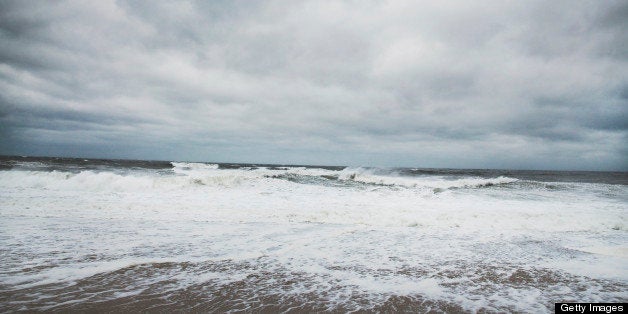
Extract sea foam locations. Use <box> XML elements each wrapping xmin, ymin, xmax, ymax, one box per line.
<box><xmin>0</xmin><ymin>160</ymin><xmax>626</xmax><ymax>312</ymax></box>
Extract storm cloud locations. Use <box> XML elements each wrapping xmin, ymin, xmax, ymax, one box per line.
<box><xmin>1</xmin><ymin>0</ymin><xmax>626</xmax><ymax>170</ymax></box>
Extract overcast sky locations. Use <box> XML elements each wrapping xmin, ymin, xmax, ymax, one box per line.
<box><xmin>0</xmin><ymin>0</ymin><xmax>626</xmax><ymax>170</ymax></box>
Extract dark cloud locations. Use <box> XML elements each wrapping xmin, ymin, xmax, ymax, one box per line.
<box><xmin>0</xmin><ymin>0</ymin><xmax>626</xmax><ymax>170</ymax></box>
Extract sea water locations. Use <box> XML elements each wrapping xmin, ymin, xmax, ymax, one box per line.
<box><xmin>0</xmin><ymin>156</ymin><xmax>626</xmax><ymax>312</ymax></box>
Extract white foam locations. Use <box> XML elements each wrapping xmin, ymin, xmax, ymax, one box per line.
<box><xmin>338</xmin><ymin>167</ymin><xmax>518</xmax><ymax>189</ymax></box>
<box><xmin>0</xmin><ymin>166</ymin><xmax>626</xmax><ymax>311</ymax></box>
<box><xmin>0</xmin><ymin>169</ymin><xmax>624</xmax><ymax>233</ymax></box>
<box><xmin>171</xmin><ymin>162</ymin><xmax>219</xmax><ymax>170</ymax></box>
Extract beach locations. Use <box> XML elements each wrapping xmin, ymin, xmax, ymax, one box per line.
<box><xmin>1</xmin><ymin>156</ymin><xmax>626</xmax><ymax>312</ymax></box>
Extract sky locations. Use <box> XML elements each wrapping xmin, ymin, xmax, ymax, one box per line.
<box><xmin>0</xmin><ymin>0</ymin><xmax>626</xmax><ymax>170</ymax></box>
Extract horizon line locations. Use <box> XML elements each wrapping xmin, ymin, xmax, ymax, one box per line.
<box><xmin>2</xmin><ymin>154</ymin><xmax>626</xmax><ymax>173</ymax></box>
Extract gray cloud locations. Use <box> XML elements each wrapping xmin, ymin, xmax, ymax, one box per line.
<box><xmin>0</xmin><ymin>0</ymin><xmax>626</xmax><ymax>170</ymax></box>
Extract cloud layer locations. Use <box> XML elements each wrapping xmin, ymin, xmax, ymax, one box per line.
<box><xmin>1</xmin><ymin>0</ymin><xmax>626</xmax><ymax>170</ymax></box>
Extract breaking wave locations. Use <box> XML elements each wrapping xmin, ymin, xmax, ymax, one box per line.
<box><xmin>0</xmin><ymin>164</ymin><xmax>521</xmax><ymax>193</ymax></box>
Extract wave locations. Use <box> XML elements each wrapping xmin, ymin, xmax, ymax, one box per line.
<box><xmin>0</xmin><ymin>170</ymin><xmax>248</xmax><ymax>192</ymax></box>
<box><xmin>0</xmin><ymin>164</ymin><xmax>339</xmax><ymax>192</ymax></box>
<box><xmin>2</xmin><ymin>162</ymin><xmax>621</xmax><ymax>200</ymax></box>
<box><xmin>0</xmin><ymin>170</ymin><xmax>166</xmax><ymax>192</ymax></box>
<box><xmin>0</xmin><ymin>168</ymin><xmax>625</xmax><ymax>233</ymax></box>
<box><xmin>171</xmin><ymin>162</ymin><xmax>219</xmax><ymax>171</ymax></box>
<box><xmin>333</xmin><ymin>167</ymin><xmax>519</xmax><ymax>190</ymax></box>
<box><xmin>0</xmin><ymin>165</ymin><xmax>522</xmax><ymax>194</ymax></box>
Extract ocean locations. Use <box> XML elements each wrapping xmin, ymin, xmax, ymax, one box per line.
<box><xmin>0</xmin><ymin>156</ymin><xmax>626</xmax><ymax>312</ymax></box>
